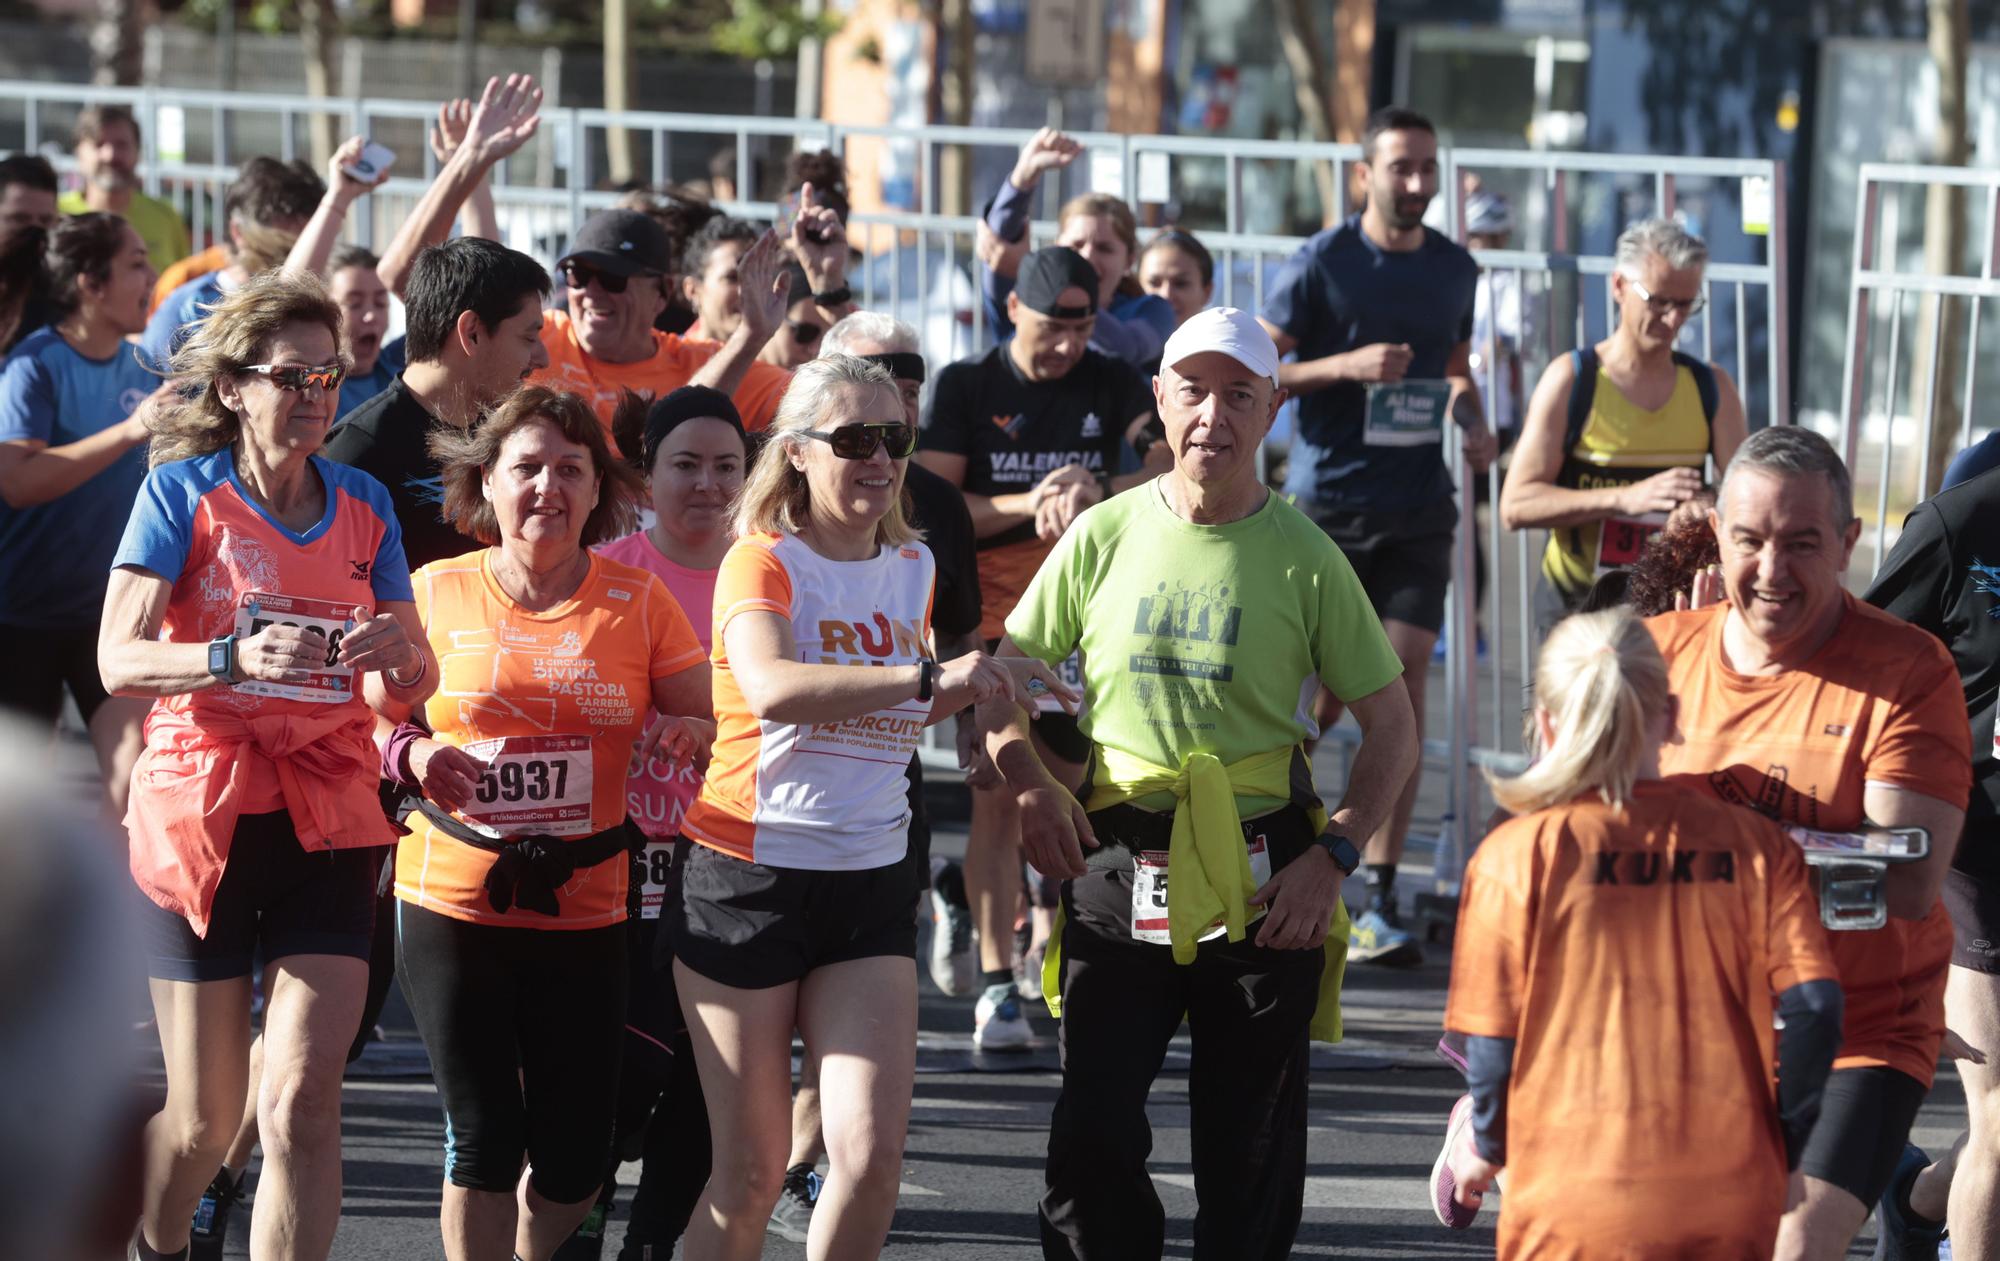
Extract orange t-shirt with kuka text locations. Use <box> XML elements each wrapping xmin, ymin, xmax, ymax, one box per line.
<box><xmin>1448</xmin><ymin>785</ymin><xmax>1836</xmax><ymax>1261</ymax></box>
<box><xmin>394</xmin><ymin>549</ymin><xmax>706</xmax><ymax>929</ymax></box>
<box><xmin>531</xmin><ymin>308</ymin><xmax>788</xmax><ymax>445</ymax></box>
<box><xmin>1650</xmin><ymin>597</ymin><xmax>1972</xmax><ymax>1087</ymax></box>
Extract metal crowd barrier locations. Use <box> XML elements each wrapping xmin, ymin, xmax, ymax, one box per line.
<box><xmin>1839</xmin><ymin>162</ymin><xmax>2000</xmax><ymax>580</ymax></box>
<box><xmin>0</xmin><ymin>80</ymin><xmax>1794</xmax><ymax>896</ymax></box>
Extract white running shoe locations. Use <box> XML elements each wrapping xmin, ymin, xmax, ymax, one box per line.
<box><xmin>973</xmin><ymin>983</ymin><xmax>1033</xmax><ymax>1052</ymax></box>
<box><xmin>928</xmin><ymin>888</ymin><xmax>975</xmax><ymax>997</ymax></box>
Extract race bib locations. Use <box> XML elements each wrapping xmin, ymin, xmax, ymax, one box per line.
<box><xmin>1362</xmin><ymin>381</ymin><xmax>1450</xmax><ymax>447</ymax></box>
<box><xmin>231</xmin><ymin>592</ymin><xmax>363</xmax><ymax>703</ymax></box>
<box><xmin>1036</xmin><ymin>650</ymin><xmax>1086</xmax><ymax>716</ymax></box>
<box><xmin>639</xmin><ymin>838</ymin><xmax>672</xmax><ymax>920</ymax></box>
<box><xmin>1130</xmin><ymin>832</ymin><xmax>1273</xmax><ymax>946</ymax></box>
<box><xmin>459</xmin><ymin>733</ymin><xmax>595</xmax><ymax>839</ymax></box>
<box><xmin>1595</xmin><ymin>513</ymin><xmax>1667</xmax><ymax>575</ymax></box>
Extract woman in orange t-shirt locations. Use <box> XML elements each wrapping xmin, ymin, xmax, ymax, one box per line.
<box><xmin>374</xmin><ymin>386</ymin><xmax>712</xmax><ymax>1260</ymax></box>
<box><xmin>1442</xmin><ymin>608</ymin><xmax>1844</xmax><ymax>1261</ymax></box>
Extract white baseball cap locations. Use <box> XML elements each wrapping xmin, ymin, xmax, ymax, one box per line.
<box><xmin>1160</xmin><ymin>306</ymin><xmax>1281</xmax><ymax>388</ymax></box>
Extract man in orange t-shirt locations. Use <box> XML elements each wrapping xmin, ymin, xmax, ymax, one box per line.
<box><xmin>530</xmin><ymin>208</ymin><xmax>793</xmax><ymax>440</ymax></box>
<box><xmin>1646</xmin><ymin>426</ymin><xmax>1971</xmax><ymax>1260</ymax></box>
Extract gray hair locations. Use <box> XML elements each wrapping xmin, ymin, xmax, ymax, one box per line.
<box><xmin>1614</xmin><ymin>217</ymin><xmax>1709</xmax><ymax>278</ymax></box>
<box><xmin>823</xmin><ymin>310</ymin><xmax>918</xmax><ymax>357</ymax></box>
<box><xmin>1719</xmin><ymin>425</ymin><xmax>1855</xmax><ymax>527</ymax></box>
<box><xmin>732</xmin><ymin>354</ymin><xmax>917</xmax><ymax>545</ymax></box>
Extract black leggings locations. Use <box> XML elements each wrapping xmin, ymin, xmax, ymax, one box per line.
<box><xmin>396</xmin><ymin>901</ymin><xmax>627</xmax><ymax>1204</ymax></box>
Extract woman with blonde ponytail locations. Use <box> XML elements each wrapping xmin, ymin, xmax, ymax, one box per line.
<box><xmin>1436</xmin><ymin>607</ymin><xmax>1846</xmax><ymax>1260</ymax></box>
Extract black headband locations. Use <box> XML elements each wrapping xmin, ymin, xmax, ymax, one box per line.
<box><xmin>642</xmin><ymin>386</ymin><xmax>746</xmax><ymax>470</ymax></box>
<box><xmin>861</xmin><ymin>351</ymin><xmax>926</xmax><ymax>384</ymax></box>
<box><xmin>1040</xmin><ymin>302</ymin><xmax>1094</xmax><ymax>320</ymax></box>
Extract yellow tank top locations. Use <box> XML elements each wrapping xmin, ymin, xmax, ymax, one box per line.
<box><xmin>1541</xmin><ymin>365</ymin><xmax>1711</xmax><ymax>598</ymax></box>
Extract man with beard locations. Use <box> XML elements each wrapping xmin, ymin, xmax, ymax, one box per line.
<box><xmin>1257</xmin><ymin>105</ymin><xmax>1497</xmax><ymax>966</ymax></box>
<box><xmin>58</xmin><ymin>106</ymin><xmax>189</xmax><ymax>271</ymax></box>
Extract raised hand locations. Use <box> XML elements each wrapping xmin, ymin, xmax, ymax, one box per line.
<box><xmin>734</xmin><ymin>228</ymin><xmax>793</xmax><ymax>347</ymax></box>
<box><xmin>429</xmin><ymin>98</ymin><xmax>474</xmax><ymax>165</ymax></box>
<box><xmin>790</xmin><ymin>181</ymin><xmax>849</xmax><ymax>290</ymax></box>
<box><xmin>461</xmin><ymin>73</ymin><xmax>544</xmax><ymax>169</ymax></box>
<box><xmin>327</xmin><ymin>135</ymin><xmax>391</xmax><ymax>208</ymax></box>
<box><xmin>1010</xmin><ymin>127</ymin><xmax>1085</xmax><ymax>191</ymax></box>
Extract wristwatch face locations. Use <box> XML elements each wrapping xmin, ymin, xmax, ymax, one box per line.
<box><xmin>209</xmin><ymin>637</ymin><xmax>231</xmax><ymax>679</ymax></box>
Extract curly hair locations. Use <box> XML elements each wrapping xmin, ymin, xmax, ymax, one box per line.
<box><xmin>1620</xmin><ymin>512</ymin><xmax>1721</xmax><ymax>617</ymax></box>
<box><xmin>429</xmin><ymin>386</ymin><xmax>643</xmax><ymax>548</ymax></box>
<box><xmin>146</xmin><ymin>271</ymin><xmax>345</xmax><ymax>468</ymax></box>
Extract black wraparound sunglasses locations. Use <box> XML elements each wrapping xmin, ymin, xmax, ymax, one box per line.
<box><xmin>797</xmin><ymin>423</ymin><xmax>917</xmax><ymax>460</ymax></box>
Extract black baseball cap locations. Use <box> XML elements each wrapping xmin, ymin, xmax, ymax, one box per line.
<box><xmin>1016</xmin><ymin>246</ymin><xmax>1099</xmax><ymax>319</ymax></box>
<box><xmin>558</xmin><ymin>209</ymin><xmax>671</xmax><ymax>277</ymax></box>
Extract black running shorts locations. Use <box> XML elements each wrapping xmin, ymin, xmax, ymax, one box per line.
<box><xmin>1296</xmin><ymin>499</ymin><xmax>1456</xmax><ymax>635</ymax></box>
<box><xmin>1799</xmin><ymin>1065</ymin><xmax>1929</xmax><ymax>1206</ymax></box>
<box><xmin>1946</xmin><ymin>867</ymin><xmax>2000</xmax><ymax>974</ymax></box>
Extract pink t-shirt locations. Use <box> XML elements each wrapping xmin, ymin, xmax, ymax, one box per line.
<box><xmin>594</xmin><ymin>529</ymin><xmax>722</xmax><ymax>916</ymax></box>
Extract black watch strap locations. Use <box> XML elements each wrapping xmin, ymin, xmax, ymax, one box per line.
<box><xmin>1314</xmin><ymin>831</ymin><xmax>1361</xmax><ymax>876</ymax></box>
<box><xmin>917</xmin><ymin>659</ymin><xmax>936</xmax><ymax>702</ymax></box>
<box><xmin>812</xmin><ymin>284</ymin><xmax>853</xmax><ymax>306</ymax></box>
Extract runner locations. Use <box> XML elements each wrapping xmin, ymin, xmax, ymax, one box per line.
<box><xmin>0</xmin><ymin>154</ymin><xmax>58</xmax><ymax>351</ymax></box>
<box><xmin>983</xmin><ymin>308</ymin><xmax>1417</xmax><ymax>1260</ymax></box>
<box><xmin>1256</xmin><ymin>104</ymin><xmax>1499</xmax><ymax>966</ymax></box>
<box><xmin>677</xmin><ymin>216</ymin><xmax>761</xmax><ymax>343</ymax></box>
<box><xmin>916</xmin><ymin>244</ymin><xmax>1160</xmax><ymax>1051</ymax></box>
<box><xmin>325</xmin><ymin>247</ymin><xmax>404</xmax><ymax>418</ymax></box>
<box><xmin>1137</xmin><ymin>228</ymin><xmax>1214</xmax><ymax>330</ymax></box>
<box><xmin>383</xmin><ymin>385</ymin><xmax>712</xmax><ymax>1261</ymax></box>
<box><xmin>0</xmin><ymin>212</ymin><xmax>174</xmax><ymax>820</ymax></box>
<box><xmin>60</xmin><ymin>105</ymin><xmax>190</xmax><ymax>271</ymax></box>
<box><xmin>187</xmin><ymin>233</ymin><xmax>557</xmax><ymax>1258</ymax></box>
<box><xmin>142</xmin><ymin>156</ymin><xmax>324</xmax><ymax>367</ymax></box>
<box><xmin>97</xmin><ymin>271</ymin><xmax>433</xmax><ymax>1261</ymax></box>
<box><xmin>555</xmin><ymin>385</ymin><xmax>748</xmax><ymax>1260</ymax></box>
<box><xmin>0</xmin><ymin>151</ymin><xmax>58</xmax><ymax>234</ymax></box>
<box><xmin>979</xmin><ymin>128</ymin><xmax>1176</xmax><ymax>366</ymax></box>
<box><xmin>1648</xmin><ymin>425</ymin><xmax>1970</xmax><ymax>1259</ymax></box>
<box><xmin>665</xmin><ymin>354</ymin><xmax>1071</xmax><ymax>1261</ymax></box>
<box><xmin>1863</xmin><ymin>465</ymin><xmax>2000</xmax><ymax>1259</ymax></box>
<box><xmin>613</xmin><ymin>184</ymin><xmax>719</xmax><ymax>336</ymax></box>
<box><xmin>755</xmin><ymin>314</ymin><xmax>989</xmax><ymax>1245</ymax></box>
<box><xmin>1440</xmin><ymin>607</ymin><xmax>1842</xmax><ymax>1259</ymax></box>
<box><xmin>1500</xmin><ymin>216</ymin><xmax>1747</xmax><ymax>634</ymax></box>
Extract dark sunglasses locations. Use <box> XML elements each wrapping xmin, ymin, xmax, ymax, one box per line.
<box><xmin>244</xmin><ymin>363</ymin><xmax>345</xmax><ymax>392</ymax></box>
<box><xmin>561</xmin><ymin>261</ymin><xmax>650</xmax><ymax>295</ymax></box>
<box><xmin>798</xmin><ymin>423</ymin><xmax>917</xmax><ymax>460</ymax></box>
<box><xmin>788</xmin><ymin>320</ymin><xmax>826</xmax><ymax>345</ymax></box>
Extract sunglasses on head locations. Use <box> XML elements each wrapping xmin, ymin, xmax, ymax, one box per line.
<box><xmin>244</xmin><ymin>363</ymin><xmax>345</xmax><ymax>392</ymax></box>
<box><xmin>798</xmin><ymin>423</ymin><xmax>917</xmax><ymax>460</ymax></box>
<box><xmin>561</xmin><ymin>261</ymin><xmax>648</xmax><ymax>295</ymax></box>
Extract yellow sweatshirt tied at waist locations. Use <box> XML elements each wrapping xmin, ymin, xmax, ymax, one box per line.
<box><xmin>1039</xmin><ymin>744</ymin><xmax>1350</xmax><ymax>1044</ymax></box>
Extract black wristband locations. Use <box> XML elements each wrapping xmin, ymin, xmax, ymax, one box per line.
<box><xmin>1312</xmin><ymin>831</ymin><xmax>1362</xmax><ymax>876</ymax></box>
<box><xmin>917</xmin><ymin>659</ymin><xmax>936</xmax><ymax>702</ymax></box>
<box><xmin>812</xmin><ymin>284</ymin><xmax>853</xmax><ymax>307</ymax></box>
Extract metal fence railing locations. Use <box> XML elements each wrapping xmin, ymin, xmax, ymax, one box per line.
<box><xmin>0</xmin><ymin>79</ymin><xmax>1795</xmax><ymax>896</ymax></box>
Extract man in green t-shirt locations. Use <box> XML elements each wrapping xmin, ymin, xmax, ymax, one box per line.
<box><xmin>983</xmin><ymin>307</ymin><xmax>1419</xmax><ymax>1259</ymax></box>
<box><xmin>59</xmin><ymin>105</ymin><xmax>191</xmax><ymax>272</ymax></box>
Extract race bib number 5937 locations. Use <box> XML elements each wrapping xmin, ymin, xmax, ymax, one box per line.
<box><xmin>459</xmin><ymin>733</ymin><xmax>595</xmax><ymax>839</ymax></box>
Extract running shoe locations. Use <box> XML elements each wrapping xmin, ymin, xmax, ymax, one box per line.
<box><xmin>1016</xmin><ymin>940</ymin><xmax>1046</xmax><ymax>1002</ymax></box>
<box><xmin>927</xmin><ymin>887</ymin><xmax>974</xmax><ymax>997</ymax></box>
<box><xmin>189</xmin><ymin>1166</ymin><xmax>246</xmax><ymax>1261</ymax></box>
<box><xmin>973</xmin><ymin>982</ymin><xmax>1033</xmax><ymax>1052</ymax></box>
<box><xmin>1430</xmin><ymin>1094</ymin><xmax>1480</xmax><ymax>1228</ymax></box>
<box><xmin>1872</xmin><ymin>1143</ymin><xmax>1945</xmax><ymax>1261</ymax></box>
<box><xmin>767</xmin><ymin>1163</ymin><xmax>820</xmax><ymax>1244</ymax></box>
<box><xmin>1348</xmin><ymin>907</ymin><xmax>1424</xmax><ymax>966</ymax></box>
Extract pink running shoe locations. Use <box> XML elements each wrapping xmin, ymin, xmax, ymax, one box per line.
<box><xmin>1430</xmin><ymin>1093</ymin><xmax>1481</xmax><ymax>1229</ymax></box>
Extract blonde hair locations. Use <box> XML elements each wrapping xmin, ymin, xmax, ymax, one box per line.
<box><xmin>147</xmin><ymin>271</ymin><xmax>345</xmax><ymax>467</ymax></box>
<box><xmin>1485</xmin><ymin>608</ymin><xmax>1669</xmax><ymax>815</ymax></box>
<box><xmin>732</xmin><ymin>355</ymin><xmax>918</xmax><ymax>546</ymax></box>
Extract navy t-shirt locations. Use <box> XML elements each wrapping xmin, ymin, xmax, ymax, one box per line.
<box><xmin>141</xmin><ymin>272</ymin><xmax>225</xmax><ymax>370</ymax></box>
<box><xmin>337</xmin><ymin>336</ymin><xmax>407</xmax><ymax>421</ymax></box>
<box><xmin>1261</xmin><ymin>215</ymin><xmax>1477</xmax><ymax>511</ymax></box>
<box><xmin>0</xmin><ymin>328</ymin><xmax>157</xmax><ymax>627</ymax></box>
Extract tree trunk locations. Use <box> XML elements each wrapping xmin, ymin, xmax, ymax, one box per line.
<box><xmin>89</xmin><ymin>0</ymin><xmax>144</xmax><ymax>86</ymax></box>
<box><xmin>604</xmin><ymin>0</ymin><xmax>636</xmax><ymax>185</ymax></box>
<box><xmin>937</xmin><ymin>0</ymin><xmax>974</xmax><ymax>216</ymax></box>
<box><xmin>301</xmin><ymin>0</ymin><xmax>339</xmax><ymax>171</ymax></box>
<box><xmin>1273</xmin><ymin>0</ymin><xmax>1341</xmax><ymax>226</ymax></box>
<box><xmin>1920</xmin><ymin>0</ymin><xmax>1969</xmax><ymax>496</ymax></box>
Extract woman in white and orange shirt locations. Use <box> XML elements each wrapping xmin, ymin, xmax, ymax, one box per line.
<box><xmin>375</xmin><ymin>386</ymin><xmax>712</xmax><ymax>1261</ymax></box>
<box><xmin>668</xmin><ymin>355</ymin><xmax>1072</xmax><ymax>1260</ymax></box>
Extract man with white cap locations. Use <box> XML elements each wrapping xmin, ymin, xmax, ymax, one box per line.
<box><xmin>980</xmin><ymin>307</ymin><xmax>1419</xmax><ymax>1259</ymax></box>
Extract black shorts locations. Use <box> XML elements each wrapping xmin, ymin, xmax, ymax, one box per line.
<box><xmin>1297</xmin><ymin>499</ymin><xmax>1456</xmax><ymax>635</ymax></box>
<box><xmin>0</xmin><ymin>622</ymin><xmax>112</xmax><ymax>727</ymax></box>
<box><xmin>1946</xmin><ymin>866</ymin><xmax>2000</xmax><ymax>973</ymax></box>
<box><xmin>396</xmin><ymin>900</ymin><xmax>627</xmax><ymax>1204</ymax></box>
<box><xmin>663</xmin><ymin>835</ymin><xmax>918</xmax><ymax>989</ymax></box>
<box><xmin>1799</xmin><ymin>1065</ymin><xmax>1929</xmax><ymax>1206</ymax></box>
<box><xmin>139</xmin><ymin>811</ymin><xmax>381</xmax><ymax>982</ymax></box>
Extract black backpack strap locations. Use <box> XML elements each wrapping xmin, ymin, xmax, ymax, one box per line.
<box><xmin>1564</xmin><ymin>346</ymin><xmax>1599</xmax><ymax>455</ymax></box>
<box><xmin>1671</xmin><ymin>350</ymin><xmax>1720</xmax><ymax>423</ymax></box>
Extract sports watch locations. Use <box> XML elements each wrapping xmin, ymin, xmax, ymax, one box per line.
<box><xmin>1311</xmin><ymin>831</ymin><xmax>1362</xmax><ymax>876</ymax></box>
<box><xmin>917</xmin><ymin>659</ymin><xmax>936</xmax><ymax>702</ymax></box>
<box><xmin>208</xmin><ymin>635</ymin><xmax>238</xmax><ymax>684</ymax></box>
